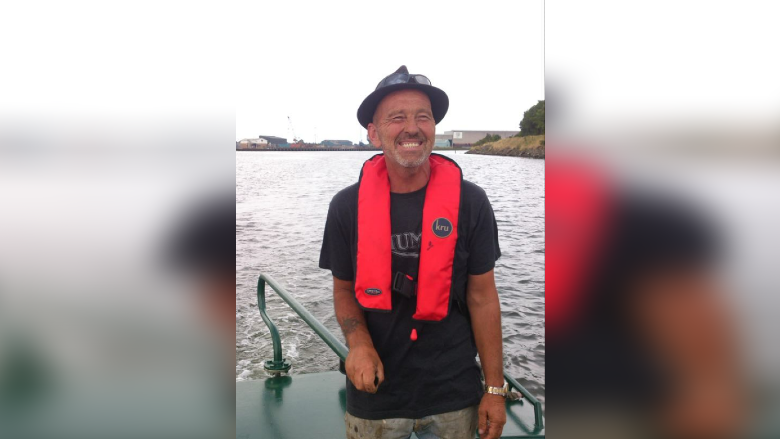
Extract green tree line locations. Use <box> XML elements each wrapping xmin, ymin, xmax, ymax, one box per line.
<box><xmin>517</xmin><ymin>100</ymin><xmax>545</xmax><ymax>137</ymax></box>
<box><xmin>473</xmin><ymin>133</ymin><xmax>502</xmax><ymax>146</ymax></box>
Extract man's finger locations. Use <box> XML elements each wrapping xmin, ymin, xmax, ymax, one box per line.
<box><xmin>478</xmin><ymin>409</ymin><xmax>487</xmax><ymax>436</ymax></box>
<box><xmin>489</xmin><ymin>426</ymin><xmax>504</xmax><ymax>439</ymax></box>
<box><xmin>351</xmin><ymin>372</ymin><xmax>364</xmax><ymax>392</ymax></box>
<box><xmin>345</xmin><ymin>367</ymin><xmax>357</xmax><ymax>390</ymax></box>
<box><xmin>376</xmin><ymin>362</ymin><xmax>385</xmax><ymax>387</ymax></box>
<box><xmin>485</xmin><ymin>412</ymin><xmax>505</xmax><ymax>439</ymax></box>
<box><xmin>351</xmin><ymin>367</ymin><xmax>367</xmax><ymax>392</ymax></box>
<box><xmin>362</xmin><ymin>369</ymin><xmax>377</xmax><ymax>393</ymax></box>
<box><xmin>484</xmin><ymin>420</ymin><xmax>497</xmax><ymax>439</ymax></box>
<box><xmin>484</xmin><ymin>418</ymin><xmax>498</xmax><ymax>439</ymax></box>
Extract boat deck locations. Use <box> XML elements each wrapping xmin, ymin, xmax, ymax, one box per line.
<box><xmin>237</xmin><ymin>371</ymin><xmax>544</xmax><ymax>439</ymax></box>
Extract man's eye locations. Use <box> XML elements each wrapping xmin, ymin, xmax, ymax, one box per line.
<box><xmin>392</xmin><ymin>116</ymin><xmax>404</xmax><ymax>121</ymax></box>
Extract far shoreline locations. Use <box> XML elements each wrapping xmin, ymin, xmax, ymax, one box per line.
<box><xmin>465</xmin><ymin>135</ymin><xmax>545</xmax><ymax>159</ymax></box>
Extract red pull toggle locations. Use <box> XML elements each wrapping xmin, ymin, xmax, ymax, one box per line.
<box><xmin>410</xmin><ymin>328</ymin><xmax>418</xmax><ymax>341</ymax></box>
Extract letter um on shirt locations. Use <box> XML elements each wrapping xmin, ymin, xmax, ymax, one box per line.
<box><xmin>391</xmin><ymin>232</ymin><xmax>422</xmax><ymax>258</ymax></box>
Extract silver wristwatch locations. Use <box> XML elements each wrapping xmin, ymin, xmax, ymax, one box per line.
<box><xmin>484</xmin><ymin>383</ymin><xmax>509</xmax><ymax>397</ymax></box>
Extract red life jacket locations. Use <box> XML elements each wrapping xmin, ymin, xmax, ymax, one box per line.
<box><xmin>355</xmin><ymin>153</ymin><xmax>462</xmax><ymax>321</ymax></box>
<box><xmin>546</xmin><ymin>156</ymin><xmax>610</xmax><ymax>336</ymax></box>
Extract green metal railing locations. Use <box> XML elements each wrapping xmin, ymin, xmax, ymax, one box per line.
<box><xmin>256</xmin><ymin>272</ymin><xmax>543</xmax><ymax>430</ymax></box>
<box><xmin>506</xmin><ymin>375</ymin><xmax>544</xmax><ymax>429</ymax></box>
<box><xmin>257</xmin><ymin>273</ymin><xmax>348</xmax><ymax>372</ymax></box>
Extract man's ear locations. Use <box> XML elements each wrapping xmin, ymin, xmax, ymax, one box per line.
<box><xmin>367</xmin><ymin>124</ymin><xmax>381</xmax><ymax>148</ymax></box>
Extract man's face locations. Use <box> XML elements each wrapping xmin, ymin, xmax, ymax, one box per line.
<box><xmin>368</xmin><ymin>89</ymin><xmax>435</xmax><ymax>169</ymax></box>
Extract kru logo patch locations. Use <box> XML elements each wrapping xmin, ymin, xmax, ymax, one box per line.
<box><xmin>365</xmin><ymin>288</ymin><xmax>382</xmax><ymax>296</ymax></box>
<box><xmin>432</xmin><ymin>218</ymin><xmax>453</xmax><ymax>238</ymax></box>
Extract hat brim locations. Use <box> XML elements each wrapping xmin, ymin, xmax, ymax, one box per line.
<box><xmin>357</xmin><ymin>83</ymin><xmax>449</xmax><ymax>129</ymax></box>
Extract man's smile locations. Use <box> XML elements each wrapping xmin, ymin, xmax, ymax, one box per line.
<box><xmin>398</xmin><ymin>140</ymin><xmax>424</xmax><ymax>149</ymax></box>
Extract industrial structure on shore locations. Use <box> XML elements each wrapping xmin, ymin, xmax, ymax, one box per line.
<box><xmin>435</xmin><ymin>130</ymin><xmax>520</xmax><ymax>147</ymax></box>
<box><xmin>236</xmin><ymin>135</ymin><xmax>369</xmax><ymax>150</ymax></box>
<box><xmin>237</xmin><ymin>129</ymin><xmax>519</xmax><ymax>150</ymax></box>
<box><xmin>237</xmin><ymin>136</ymin><xmax>288</xmax><ymax>149</ymax></box>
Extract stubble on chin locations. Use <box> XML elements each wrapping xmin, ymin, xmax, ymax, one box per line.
<box><xmin>393</xmin><ymin>150</ymin><xmax>428</xmax><ymax>168</ymax></box>
<box><xmin>389</xmin><ymin>142</ymin><xmax>431</xmax><ymax>168</ymax></box>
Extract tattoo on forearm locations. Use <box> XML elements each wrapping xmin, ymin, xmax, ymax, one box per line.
<box><xmin>339</xmin><ymin>317</ymin><xmax>361</xmax><ymax>337</ymax></box>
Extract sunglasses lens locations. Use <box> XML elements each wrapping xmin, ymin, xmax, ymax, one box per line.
<box><xmin>376</xmin><ymin>73</ymin><xmax>432</xmax><ymax>89</ymax></box>
<box><xmin>378</xmin><ymin>73</ymin><xmax>409</xmax><ymax>88</ymax></box>
<box><xmin>412</xmin><ymin>75</ymin><xmax>431</xmax><ymax>85</ymax></box>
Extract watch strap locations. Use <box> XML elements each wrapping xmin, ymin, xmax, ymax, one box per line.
<box><xmin>485</xmin><ymin>383</ymin><xmax>508</xmax><ymax>397</ymax></box>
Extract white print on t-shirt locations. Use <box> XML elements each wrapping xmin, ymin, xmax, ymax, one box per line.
<box><xmin>391</xmin><ymin>232</ymin><xmax>422</xmax><ymax>258</ymax></box>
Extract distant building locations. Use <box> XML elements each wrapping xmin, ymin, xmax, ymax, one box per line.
<box><xmin>436</xmin><ymin>130</ymin><xmax>519</xmax><ymax>147</ymax></box>
<box><xmin>434</xmin><ymin>138</ymin><xmax>452</xmax><ymax>147</ymax></box>
<box><xmin>321</xmin><ymin>139</ymin><xmax>353</xmax><ymax>147</ymax></box>
<box><xmin>258</xmin><ymin>135</ymin><xmax>288</xmax><ymax>146</ymax></box>
<box><xmin>237</xmin><ymin>138</ymin><xmax>264</xmax><ymax>149</ymax></box>
<box><xmin>237</xmin><ymin>135</ymin><xmax>289</xmax><ymax>149</ymax></box>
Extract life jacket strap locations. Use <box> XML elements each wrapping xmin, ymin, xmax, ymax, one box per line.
<box><xmin>392</xmin><ymin>272</ymin><xmax>417</xmax><ymax>299</ymax></box>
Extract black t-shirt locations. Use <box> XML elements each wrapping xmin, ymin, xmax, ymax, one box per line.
<box><xmin>319</xmin><ymin>179</ymin><xmax>501</xmax><ymax>419</ymax></box>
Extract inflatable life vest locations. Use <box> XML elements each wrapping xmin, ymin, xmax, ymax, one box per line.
<box><xmin>546</xmin><ymin>157</ymin><xmax>610</xmax><ymax>336</ymax></box>
<box><xmin>355</xmin><ymin>153</ymin><xmax>462</xmax><ymax>321</ymax></box>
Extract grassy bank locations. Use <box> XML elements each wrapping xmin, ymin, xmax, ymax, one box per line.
<box><xmin>465</xmin><ymin>135</ymin><xmax>545</xmax><ymax>158</ymax></box>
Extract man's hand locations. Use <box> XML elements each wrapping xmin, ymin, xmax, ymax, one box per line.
<box><xmin>477</xmin><ymin>393</ymin><xmax>506</xmax><ymax>439</ymax></box>
<box><xmin>345</xmin><ymin>344</ymin><xmax>384</xmax><ymax>393</ymax></box>
<box><xmin>333</xmin><ymin>277</ymin><xmax>384</xmax><ymax>393</ymax></box>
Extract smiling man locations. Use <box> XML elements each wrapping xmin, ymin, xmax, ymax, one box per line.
<box><xmin>319</xmin><ymin>66</ymin><xmax>507</xmax><ymax>439</ymax></box>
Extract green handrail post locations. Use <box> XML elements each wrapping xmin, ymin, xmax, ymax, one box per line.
<box><xmin>257</xmin><ymin>276</ymin><xmax>291</xmax><ymax>374</ymax></box>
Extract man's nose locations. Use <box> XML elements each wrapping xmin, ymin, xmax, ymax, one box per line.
<box><xmin>403</xmin><ymin>117</ymin><xmax>420</xmax><ymax>135</ymax></box>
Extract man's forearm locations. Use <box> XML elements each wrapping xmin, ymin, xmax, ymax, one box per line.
<box><xmin>469</xmin><ymin>298</ymin><xmax>504</xmax><ymax>386</ymax></box>
<box><xmin>333</xmin><ymin>278</ymin><xmax>374</xmax><ymax>349</ymax></box>
<box><xmin>467</xmin><ymin>271</ymin><xmax>504</xmax><ymax>387</ymax></box>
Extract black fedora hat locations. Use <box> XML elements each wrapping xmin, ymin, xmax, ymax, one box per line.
<box><xmin>357</xmin><ymin>65</ymin><xmax>449</xmax><ymax>129</ymax></box>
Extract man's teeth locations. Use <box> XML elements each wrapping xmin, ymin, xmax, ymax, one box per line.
<box><xmin>400</xmin><ymin>142</ymin><xmax>421</xmax><ymax>148</ymax></box>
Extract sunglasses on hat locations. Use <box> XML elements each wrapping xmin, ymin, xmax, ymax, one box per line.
<box><xmin>375</xmin><ymin>72</ymin><xmax>432</xmax><ymax>90</ymax></box>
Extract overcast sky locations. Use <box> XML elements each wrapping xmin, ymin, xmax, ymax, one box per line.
<box><xmin>4</xmin><ymin>1</ymin><xmax>777</xmax><ymax>146</ymax></box>
<box><xmin>235</xmin><ymin>1</ymin><xmax>544</xmax><ymax>143</ymax></box>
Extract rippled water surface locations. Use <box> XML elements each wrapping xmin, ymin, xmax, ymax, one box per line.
<box><xmin>236</xmin><ymin>150</ymin><xmax>544</xmax><ymax>403</ymax></box>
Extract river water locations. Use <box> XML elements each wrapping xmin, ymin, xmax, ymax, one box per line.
<box><xmin>236</xmin><ymin>150</ymin><xmax>545</xmax><ymax>403</ymax></box>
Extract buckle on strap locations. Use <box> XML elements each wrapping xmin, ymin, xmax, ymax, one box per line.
<box><xmin>392</xmin><ymin>272</ymin><xmax>417</xmax><ymax>298</ymax></box>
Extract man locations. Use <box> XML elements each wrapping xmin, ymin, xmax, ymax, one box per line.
<box><xmin>319</xmin><ymin>66</ymin><xmax>507</xmax><ymax>439</ymax></box>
